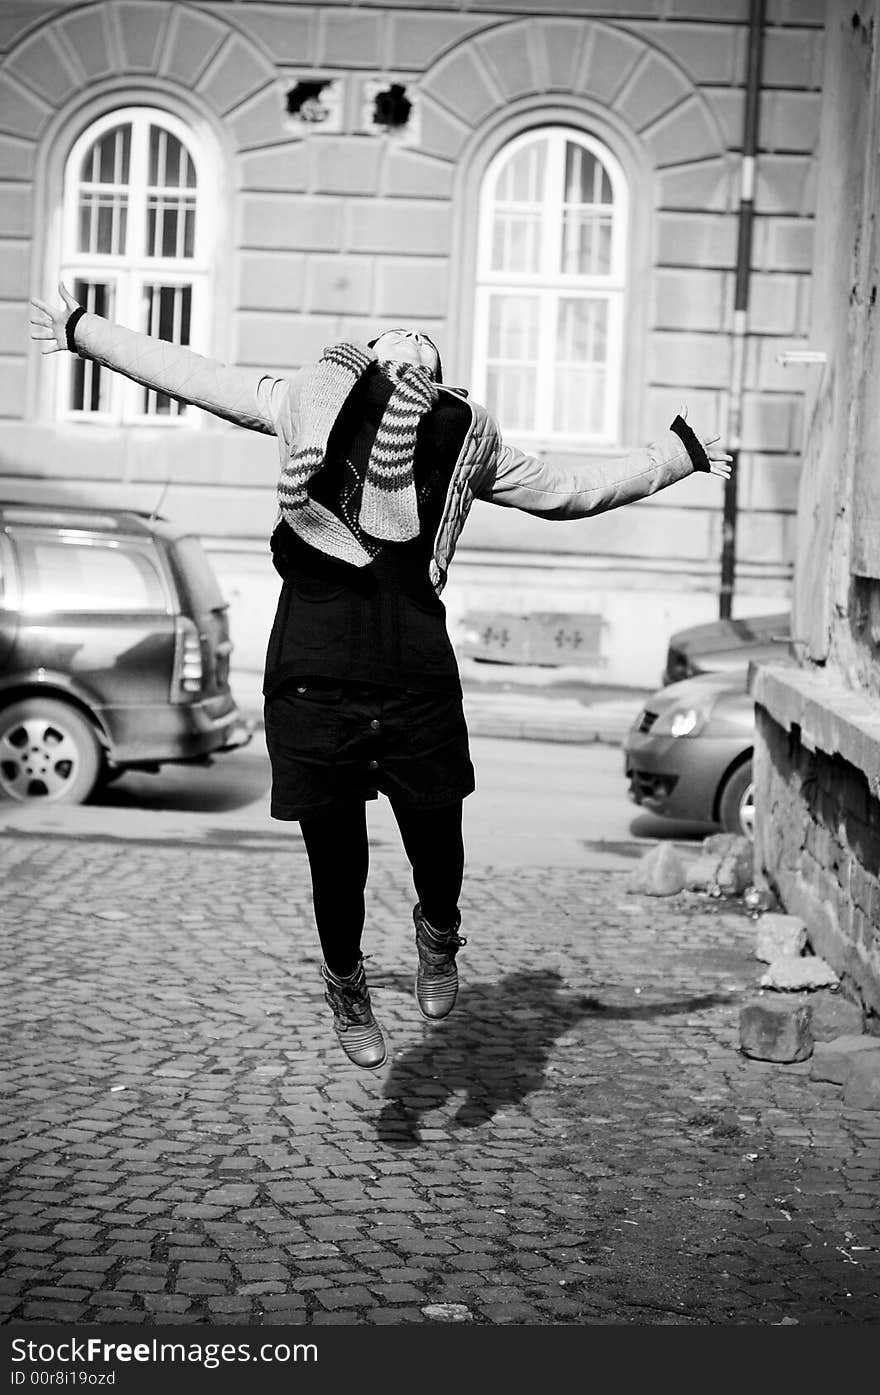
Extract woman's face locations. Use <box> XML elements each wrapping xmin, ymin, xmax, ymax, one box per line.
<box><xmin>371</xmin><ymin>329</ymin><xmax>440</xmax><ymax>377</ymax></box>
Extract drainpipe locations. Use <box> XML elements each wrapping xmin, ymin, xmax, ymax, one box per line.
<box><xmin>720</xmin><ymin>0</ymin><xmax>766</xmax><ymax>620</ymax></box>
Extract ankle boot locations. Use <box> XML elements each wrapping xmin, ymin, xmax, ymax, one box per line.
<box><xmin>413</xmin><ymin>904</ymin><xmax>467</xmax><ymax>1021</ymax></box>
<box><xmin>321</xmin><ymin>958</ymin><xmax>387</xmax><ymax>1069</ymax></box>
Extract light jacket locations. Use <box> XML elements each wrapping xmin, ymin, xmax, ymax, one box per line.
<box><xmin>71</xmin><ymin>314</ymin><xmax>705</xmax><ymax>593</ymax></box>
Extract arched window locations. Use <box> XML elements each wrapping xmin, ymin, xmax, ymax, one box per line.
<box><xmin>473</xmin><ymin>126</ymin><xmax>628</xmax><ymax>445</ymax></box>
<box><xmin>58</xmin><ymin>107</ymin><xmax>213</xmax><ymax>423</ymax></box>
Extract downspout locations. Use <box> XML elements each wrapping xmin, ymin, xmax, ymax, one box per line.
<box><xmin>720</xmin><ymin>0</ymin><xmax>766</xmax><ymax>620</ymax></box>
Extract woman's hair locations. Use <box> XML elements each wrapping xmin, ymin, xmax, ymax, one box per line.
<box><xmin>368</xmin><ymin>329</ymin><xmax>443</xmax><ymax>383</ymax></box>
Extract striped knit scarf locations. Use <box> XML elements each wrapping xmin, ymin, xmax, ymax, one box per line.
<box><xmin>277</xmin><ymin>342</ymin><xmax>438</xmax><ymax>567</ymax></box>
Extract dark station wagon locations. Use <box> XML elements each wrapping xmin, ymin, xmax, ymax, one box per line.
<box><xmin>0</xmin><ymin>496</ymin><xmax>251</xmax><ymax>804</ymax></box>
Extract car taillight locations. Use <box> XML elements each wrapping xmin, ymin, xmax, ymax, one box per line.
<box><xmin>172</xmin><ymin>617</ymin><xmax>203</xmax><ymax>702</ymax></box>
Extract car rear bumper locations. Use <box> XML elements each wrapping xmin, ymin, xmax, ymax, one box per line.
<box><xmin>99</xmin><ymin>692</ymin><xmax>253</xmax><ymax>765</ymax></box>
<box><xmin>623</xmin><ymin>731</ymin><xmax>747</xmax><ymax>824</ymax></box>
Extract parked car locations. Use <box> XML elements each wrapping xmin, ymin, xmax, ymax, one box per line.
<box><xmin>0</xmin><ymin>495</ymin><xmax>251</xmax><ymax>805</ymax></box>
<box><xmin>662</xmin><ymin>611</ymin><xmax>791</xmax><ymax>687</ymax></box>
<box><xmin>624</xmin><ymin>671</ymin><xmax>760</xmax><ymax>838</ymax></box>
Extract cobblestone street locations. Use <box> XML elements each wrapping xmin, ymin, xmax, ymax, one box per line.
<box><xmin>2</xmin><ymin>830</ymin><xmax>879</xmax><ymax>1327</ymax></box>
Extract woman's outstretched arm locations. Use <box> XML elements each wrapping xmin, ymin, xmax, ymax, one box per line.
<box><xmin>30</xmin><ymin>283</ymin><xmax>288</xmax><ymax>435</ymax></box>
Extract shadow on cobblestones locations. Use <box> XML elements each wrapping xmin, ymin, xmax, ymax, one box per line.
<box><xmin>376</xmin><ymin>971</ymin><xmax>732</xmax><ymax>1147</ymax></box>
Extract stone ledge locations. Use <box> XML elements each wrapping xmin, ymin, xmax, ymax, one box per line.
<box><xmin>750</xmin><ymin>662</ymin><xmax>880</xmax><ymax>795</ymax></box>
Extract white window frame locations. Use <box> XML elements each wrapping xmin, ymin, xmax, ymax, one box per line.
<box><xmin>57</xmin><ymin>106</ymin><xmax>215</xmax><ymax>427</ymax></box>
<box><xmin>472</xmin><ymin>126</ymin><xmax>628</xmax><ymax>447</ymax></box>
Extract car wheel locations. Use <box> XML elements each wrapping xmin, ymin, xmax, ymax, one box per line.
<box><xmin>718</xmin><ymin>759</ymin><xmax>755</xmax><ymax>839</ymax></box>
<box><xmin>0</xmin><ymin>698</ymin><xmax>102</xmax><ymax>806</ymax></box>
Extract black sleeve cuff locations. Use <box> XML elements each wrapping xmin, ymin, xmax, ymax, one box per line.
<box><xmin>669</xmin><ymin>414</ymin><xmax>711</xmax><ymax>472</ymax></box>
<box><xmin>65</xmin><ymin>305</ymin><xmax>87</xmax><ymax>353</ymax></box>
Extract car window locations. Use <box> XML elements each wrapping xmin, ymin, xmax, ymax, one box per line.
<box><xmin>168</xmin><ymin>535</ymin><xmax>226</xmax><ymax>611</ymax></box>
<box><xmin>13</xmin><ymin>533</ymin><xmax>167</xmax><ymax>613</ymax></box>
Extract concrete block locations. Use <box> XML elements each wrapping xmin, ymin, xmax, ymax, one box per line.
<box><xmin>541</xmin><ymin>19</ymin><xmax>591</xmax><ymax>91</ymax></box>
<box><xmin>240</xmin><ymin>196</ymin><xmax>344</xmax><ymax>253</ymax></box>
<box><xmin>59</xmin><ymin>9</ymin><xmax>114</xmax><ymax>79</ymax></box>
<box><xmin>760</xmin><ymin>956</ymin><xmax>840</xmax><ymax>991</ymax></box>
<box><xmin>235</xmin><ymin>313</ymin><xmax>337</xmax><ymax>370</ymax></box>
<box><xmin>579</xmin><ymin>27</ymin><xmax>643</xmax><ymax>104</ymax></box>
<box><xmin>739</xmin><ymin>998</ymin><xmax>812</xmax><ymax>1063</ymax></box>
<box><xmin>761</xmin><ymin>92</ymin><xmax>822</xmax><ymax>154</ymax></box>
<box><xmin>641</xmin><ymin>97</ymin><xmax>721</xmax><ymax>169</ymax></box>
<box><xmin>416</xmin><ymin>97</ymin><xmax>469</xmax><ymax>163</ymax></box>
<box><xmin>747</xmin><ymin>274</ymin><xmax>806</xmax><ymax>337</ymax></box>
<box><xmin>0</xmin><ymin>74</ymin><xmax>49</xmax><ymax>139</ymax></box>
<box><xmin>477</xmin><ymin>26</ymin><xmax>541</xmax><ymax>100</ymax></box>
<box><xmin>0</xmin><ymin>358</ymin><xmax>26</xmax><ymax>420</ymax></box>
<box><xmin>383</xmin><ymin>149</ymin><xmax>455</xmax><ymax>200</ymax></box>
<box><xmin>198</xmin><ymin>37</ymin><xmax>272</xmax><ymax>116</ymax></box>
<box><xmin>755</xmin><ymin>155</ymin><xmax>816</xmax><ymax>216</ymax></box>
<box><xmin>761</xmin><ymin>29</ymin><xmax>822</xmax><ymax>88</ymax></box>
<box><xmin>238</xmin><ymin>145</ymin><xmax>308</xmax><ymax>193</ymax></box>
<box><xmin>717</xmin><ymin>843</ymin><xmax>754</xmax><ymax>897</ymax></box>
<box><xmin>10</xmin><ymin>30</ymin><xmax>81</xmax><ymax>104</ymax></box>
<box><xmin>228</xmin><ymin>91</ymin><xmax>288</xmax><ymax>153</ymax></box>
<box><xmin>647</xmin><ymin>332</ymin><xmax>731</xmax><ymax>388</ymax></box>
<box><xmin>303</xmin><ymin>257</ymin><xmax>372</xmax><ymax>317</ymax></box>
<box><xmin>238</xmin><ymin>254</ymin><xmax>306</xmax><ymax>313</ymax></box>
<box><xmin>656</xmin><ymin>157</ymin><xmax>733</xmax><ymax>213</ymax></box>
<box><xmin>753</xmin><ymin>216</ymin><xmax>815</xmax><ymax>274</ymax></box>
<box><xmin>0</xmin><ymin>134</ymin><xmax>34</xmax><ymax>180</ymax></box>
<box><xmin>683</xmin><ymin>854</ymin><xmax>722</xmax><ymax>891</ymax></box>
<box><xmin>653</xmin><ymin>269</ymin><xmax>727</xmax><ymax>333</ymax></box>
<box><xmin>844</xmin><ymin>1055</ymin><xmax>880</xmax><ymax>1110</ymax></box>
<box><xmin>239</xmin><ymin>7</ymin><xmax>316</xmax><ymax>64</ymax></box>
<box><xmin>809</xmin><ymin>991</ymin><xmax>865</xmax><ymax>1043</ymax></box>
<box><xmin>346</xmin><ymin>200</ymin><xmax>451</xmax><ymax>257</ymax></box>
<box><xmin>615</xmin><ymin>54</ymin><xmax>691</xmax><ymax>132</ymax></box>
<box><xmin>656</xmin><ymin>213</ymin><xmax>737</xmax><ymax>269</ymax></box>
<box><xmin>318</xmin><ymin>11</ymin><xmax>382</xmax><ymax>67</ymax></box>
<box><xmin>641</xmin><ymin>22</ymin><xmax>744</xmax><ymax>84</ymax></box>
<box><xmin>756</xmin><ymin>913</ymin><xmax>808</xmax><ymax>963</ymax></box>
<box><xmin>116</xmin><ymin>2</ymin><xmax>167</xmax><ymax>70</ymax></box>
<box><xmin>810</xmin><ymin>1036</ymin><xmax>880</xmax><ymax>1085</ymax></box>
<box><xmin>159</xmin><ymin>8</ymin><xmax>226</xmax><ymax>85</ymax></box>
<box><xmin>374</xmin><ymin>258</ymin><xmax>449</xmax><ymax>318</ymax></box>
<box><xmin>628</xmin><ymin>843</ymin><xmax>687</xmax><ymax>897</ymax></box>
<box><xmin>387</xmin><ymin>15</ymin><xmax>491</xmax><ymax>71</ymax></box>
<box><xmin>741</xmin><ymin>393</ymin><xmax>803</xmax><ymax>452</ymax></box>
<box><xmin>0</xmin><ymin>184</ymin><xmax>32</xmax><ymax>238</ymax></box>
<box><xmin>423</xmin><ymin>48</ymin><xmax>500</xmax><ymax>127</ymax></box>
<box><xmin>310</xmin><ymin>140</ymin><xmax>384</xmax><ymax>197</ymax></box>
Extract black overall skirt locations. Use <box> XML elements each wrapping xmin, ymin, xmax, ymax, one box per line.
<box><xmin>264</xmin><ymin>679</ymin><xmax>475</xmax><ymax>821</ymax></box>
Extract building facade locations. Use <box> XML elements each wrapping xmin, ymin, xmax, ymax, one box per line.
<box><xmin>1</xmin><ymin>0</ymin><xmax>824</xmax><ymax>687</ymax></box>
<box><xmin>752</xmin><ymin>0</ymin><xmax>880</xmax><ymax>1019</ymax></box>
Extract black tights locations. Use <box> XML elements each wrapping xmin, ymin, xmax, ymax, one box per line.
<box><xmin>299</xmin><ymin>799</ymin><xmax>464</xmax><ymax>977</ymax></box>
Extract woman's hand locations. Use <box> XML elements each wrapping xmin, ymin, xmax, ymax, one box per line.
<box><xmin>30</xmin><ymin>282</ymin><xmax>80</xmax><ymax>354</ymax></box>
<box><xmin>679</xmin><ymin>404</ymin><xmax>733</xmax><ymax>481</ymax></box>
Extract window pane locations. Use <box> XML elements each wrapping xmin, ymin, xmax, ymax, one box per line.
<box><xmin>485</xmin><ymin>294</ymin><xmax>540</xmax><ymax>432</ymax></box>
<box><xmin>141</xmin><ymin>284</ymin><xmax>192</xmax><ymax>416</ymax></box>
<box><xmin>149</xmin><ymin>127</ymin><xmax>196</xmax><ymax>189</ymax></box>
<box><xmin>487</xmin><ymin>293</ymin><xmax>539</xmax><ymax>360</ymax></box>
<box><xmin>491</xmin><ymin>212</ymin><xmax>542</xmax><ymax>274</ymax></box>
<box><xmin>70</xmin><ymin>280</ymin><xmax>114</xmax><ymax>413</ymax></box>
<box><xmin>490</xmin><ymin>140</ymin><xmax>547</xmax><ymax>273</ymax></box>
<box><xmin>553</xmin><ymin>298</ymin><xmax>609</xmax><ymax>434</ymax></box>
<box><xmin>16</xmin><ymin>539</ymin><xmax>166</xmax><ymax>613</ymax></box>
<box><xmin>561</xmin><ymin>212</ymin><xmax>612</xmax><ymax>275</ymax></box>
<box><xmin>560</xmin><ymin>142</ymin><xmax>614</xmax><ymax>275</ymax></box>
<box><xmin>80</xmin><ymin>124</ymin><xmax>131</xmax><ymax>185</ymax></box>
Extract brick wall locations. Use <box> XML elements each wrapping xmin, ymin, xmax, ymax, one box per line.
<box><xmin>755</xmin><ymin>694</ymin><xmax>880</xmax><ymax>1022</ymax></box>
<box><xmin>0</xmin><ymin>0</ymin><xmax>826</xmax><ymax>683</ymax></box>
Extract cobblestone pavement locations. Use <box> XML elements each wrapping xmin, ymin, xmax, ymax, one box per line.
<box><xmin>2</xmin><ymin>831</ymin><xmax>879</xmax><ymax>1327</ymax></box>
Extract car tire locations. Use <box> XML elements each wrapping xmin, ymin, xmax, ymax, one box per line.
<box><xmin>718</xmin><ymin>759</ymin><xmax>755</xmax><ymax>839</ymax></box>
<box><xmin>0</xmin><ymin>698</ymin><xmax>102</xmax><ymax>806</ymax></box>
